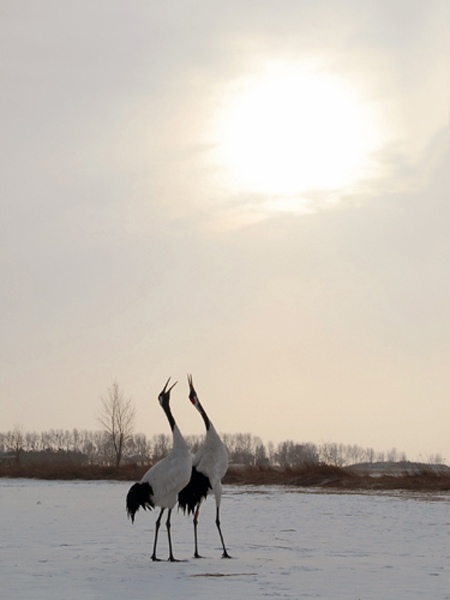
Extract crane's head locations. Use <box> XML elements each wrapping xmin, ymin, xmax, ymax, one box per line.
<box><xmin>187</xmin><ymin>374</ymin><xmax>211</xmax><ymax>430</ymax></box>
<box><xmin>158</xmin><ymin>377</ymin><xmax>177</xmax><ymax>407</ymax></box>
<box><xmin>187</xmin><ymin>374</ymin><xmax>199</xmax><ymax>407</ymax></box>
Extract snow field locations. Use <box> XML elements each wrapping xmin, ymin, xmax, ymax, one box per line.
<box><xmin>1</xmin><ymin>479</ymin><xmax>449</xmax><ymax>599</ymax></box>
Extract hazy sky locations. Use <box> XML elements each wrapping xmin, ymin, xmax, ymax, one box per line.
<box><xmin>2</xmin><ymin>1</ymin><xmax>450</xmax><ymax>461</ymax></box>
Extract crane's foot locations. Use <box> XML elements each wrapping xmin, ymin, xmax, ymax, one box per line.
<box><xmin>151</xmin><ymin>555</ymin><xmax>162</xmax><ymax>562</ymax></box>
<box><xmin>193</xmin><ymin>552</ymin><xmax>204</xmax><ymax>559</ymax></box>
<box><xmin>168</xmin><ymin>555</ymin><xmax>182</xmax><ymax>562</ymax></box>
<box><xmin>222</xmin><ymin>550</ymin><xmax>232</xmax><ymax>559</ymax></box>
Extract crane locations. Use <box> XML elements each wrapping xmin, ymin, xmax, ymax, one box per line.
<box><xmin>126</xmin><ymin>378</ymin><xmax>192</xmax><ymax>562</ymax></box>
<box><xmin>178</xmin><ymin>374</ymin><xmax>231</xmax><ymax>558</ymax></box>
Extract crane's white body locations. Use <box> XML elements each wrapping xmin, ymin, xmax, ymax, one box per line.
<box><xmin>141</xmin><ymin>425</ymin><xmax>192</xmax><ymax>508</ymax></box>
<box><xmin>193</xmin><ymin>422</ymin><xmax>228</xmax><ymax>506</ymax></box>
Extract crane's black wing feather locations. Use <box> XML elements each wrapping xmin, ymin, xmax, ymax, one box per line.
<box><xmin>126</xmin><ymin>481</ymin><xmax>155</xmax><ymax>523</ymax></box>
<box><xmin>178</xmin><ymin>467</ymin><xmax>211</xmax><ymax>514</ymax></box>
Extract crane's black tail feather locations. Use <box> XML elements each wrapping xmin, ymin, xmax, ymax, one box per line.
<box><xmin>178</xmin><ymin>467</ymin><xmax>211</xmax><ymax>514</ymax></box>
<box><xmin>126</xmin><ymin>481</ymin><xmax>155</xmax><ymax>523</ymax></box>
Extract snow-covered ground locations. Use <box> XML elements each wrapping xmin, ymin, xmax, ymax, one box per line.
<box><xmin>1</xmin><ymin>479</ymin><xmax>449</xmax><ymax>600</ymax></box>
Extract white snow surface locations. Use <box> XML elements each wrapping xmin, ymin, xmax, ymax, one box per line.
<box><xmin>1</xmin><ymin>479</ymin><xmax>449</xmax><ymax>599</ymax></box>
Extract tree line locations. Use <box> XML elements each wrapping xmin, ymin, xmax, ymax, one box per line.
<box><xmin>1</xmin><ymin>426</ymin><xmax>435</xmax><ymax>468</ymax></box>
<box><xmin>2</xmin><ymin>382</ymin><xmax>443</xmax><ymax>468</ymax></box>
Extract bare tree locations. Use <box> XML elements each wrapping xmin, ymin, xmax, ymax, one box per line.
<box><xmin>254</xmin><ymin>438</ymin><xmax>269</xmax><ymax>466</ymax></box>
<box><xmin>366</xmin><ymin>447</ymin><xmax>376</xmax><ymax>463</ymax></box>
<box><xmin>387</xmin><ymin>447</ymin><xmax>398</xmax><ymax>462</ymax></box>
<box><xmin>151</xmin><ymin>433</ymin><xmax>172</xmax><ymax>462</ymax></box>
<box><xmin>275</xmin><ymin>440</ymin><xmax>318</xmax><ymax>467</ymax></box>
<box><xmin>5</xmin><ymin>426</ymin><xmax>24</xmax><ymax>464</ymax></box>
<box><xmin>97</xmin><ymin>381</ymin><xmax>136</xmax><ymax>467</ymax></box>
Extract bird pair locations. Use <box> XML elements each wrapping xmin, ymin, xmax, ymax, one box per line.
<box><xmin>126</xmin><ymin>375</ymin><xmax>230</xmax><ymax>561</ymax></box>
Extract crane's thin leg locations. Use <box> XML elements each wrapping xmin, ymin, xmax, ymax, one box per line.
<box><xmin>151</xmin><ymin>508</ymin><xmax>165</xmax><ymax>561</ymax></box>
<box><xmin>216</xmin><ymin>506</ymin><xmax>231</xmax><ymax>558</ymax></box>
<box><xmin>193</xmin><ymin>506</ymin><xmax>203</xmax><ymax>558</ymax></box>
<box><xmin>166</xmin><ymin>509</ymin><xmax>179</xmax><ymax>562</ymax></box>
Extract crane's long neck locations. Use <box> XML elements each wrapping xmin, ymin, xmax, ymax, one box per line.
<box><xmin>161</xmin><ymin>396</ymin><xmax>190</xmax><ymax>455</ymax></box>
<box><xmin>172</xmin><ymin>422</ymin><xmax>190</xmax><ymax>454</ymax></box>
<box><xmin>196</xmin><ymin>399</ymin><xmax>211</xmax><ymax>431</ymax></box>
<box><xmin>162</xmin><ymin>402</ymin><xmax>176</xmax><ymax>431</ymax></box>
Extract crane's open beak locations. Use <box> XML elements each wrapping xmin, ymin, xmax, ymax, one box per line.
<box><xmin>187</xmin><ymin>374</ymin><xmax>197</xmax><ymax>402</ymax></box>
<box><xmin>161</xmin><ymin>377</ymin><xmax>178</xmax><ymax>395</ymax></box>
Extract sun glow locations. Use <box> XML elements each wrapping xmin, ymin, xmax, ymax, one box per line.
<box><xmin>215</xmin><ymin>67</ymin><xmax>382</xmax><ymax>199</ymax></box>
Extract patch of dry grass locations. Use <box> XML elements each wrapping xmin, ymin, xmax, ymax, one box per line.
<box><xmin>1</xmin><ymin>461</ymin><xmax>449</xmax><ymax>492</ymax></box>
<box><xmin>223</xmin><ymin>464</ymin><xmax>450</xmax><ymax>492</ymax></box>
<box><xmin>223</xmin><ymin>464</ymin><xmax>356</xmax><ymax>487</ymax></box>
<box><xmin>0</xmin><ymin>461</ymin><xmax>149</xmax><ymax>481</ymax></box>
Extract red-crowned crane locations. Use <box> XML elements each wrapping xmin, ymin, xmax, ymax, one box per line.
<box><xmin>178</xmin><ymin>374</ymin><xmax>231</xmax><ymax>558</ymax></box>
<box><xmin>126</xmin><ymin>378</ymin><xmax>192</xmax><ymax>562</ymax></box>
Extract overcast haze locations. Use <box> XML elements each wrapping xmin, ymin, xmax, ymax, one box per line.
<box><xmin>1</xmin><ymin>1</ymin><xmax>450</xmax><ymax>462</ymax></box>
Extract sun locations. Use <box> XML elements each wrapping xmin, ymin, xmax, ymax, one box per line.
<box><xmin>214</xmin><ymin>66</ymin><xmax>381</xmax><ymax>199</ymax></box>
